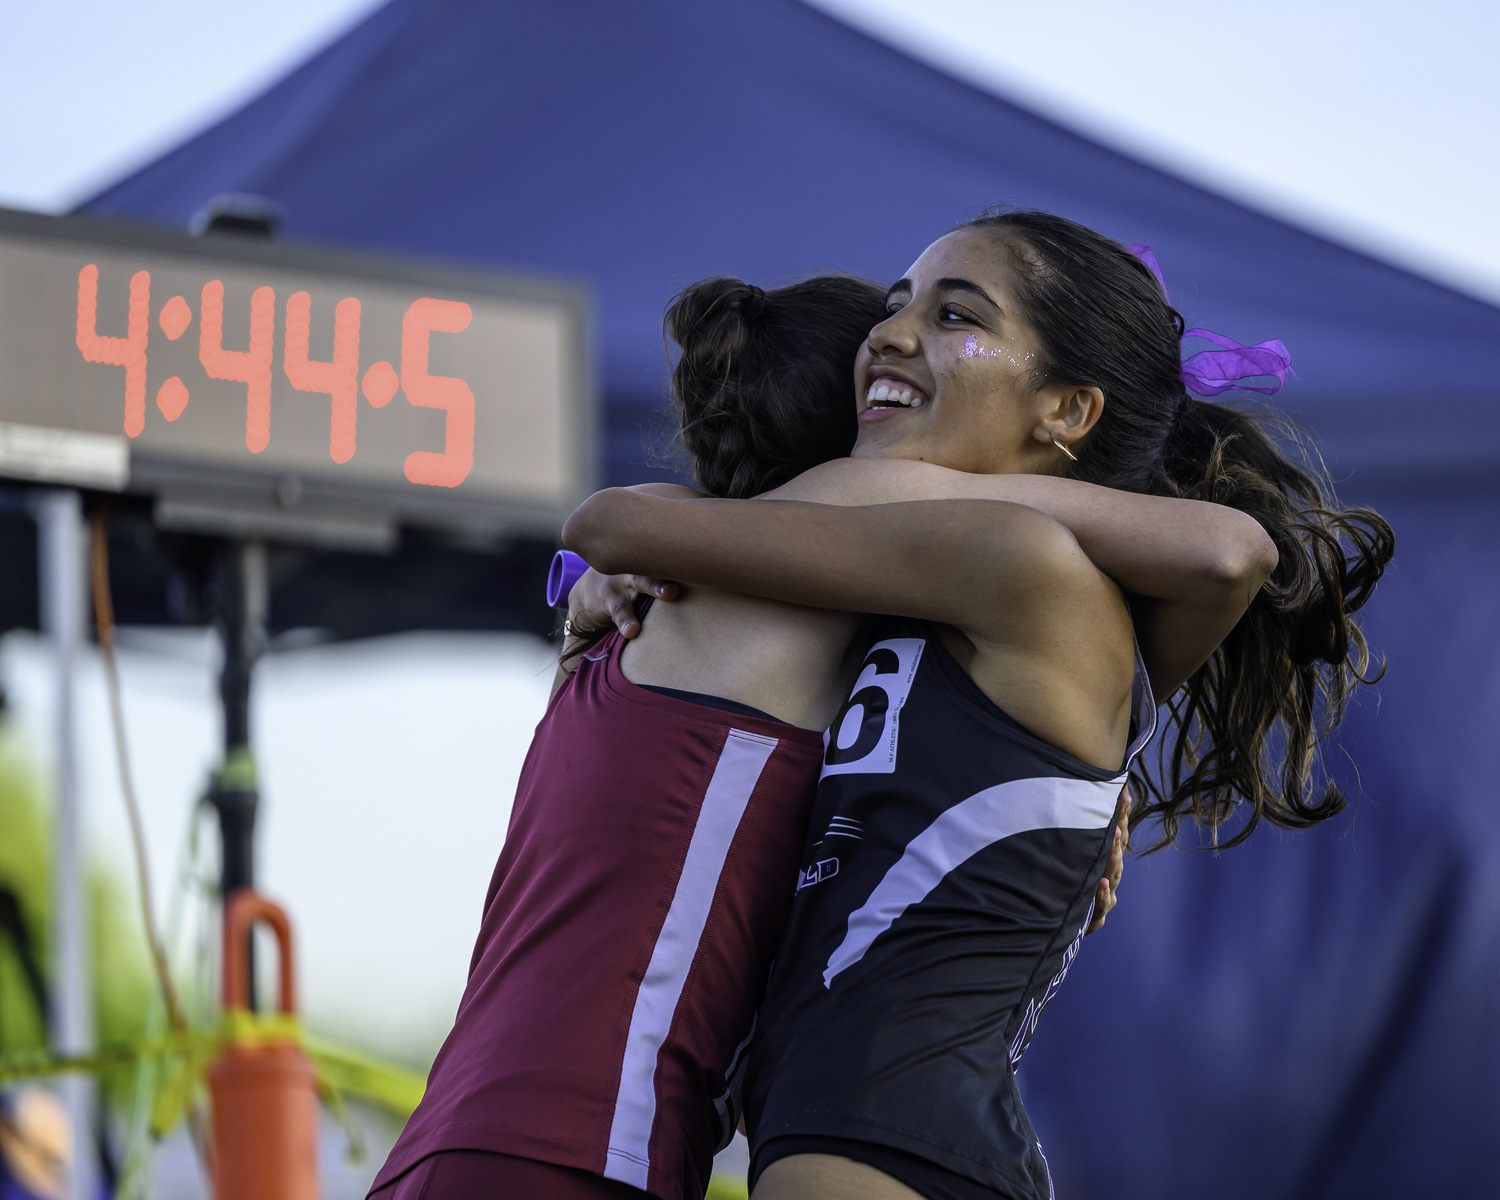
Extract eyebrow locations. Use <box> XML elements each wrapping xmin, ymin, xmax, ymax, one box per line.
<box><xmin>934</xmin><ymin>277</ymin><xmax>1001</xmax><ymax>311</ymax></box>
<box><xmin>884</xmin><ymin>276</ymin><xmax>1002</xmax><ymax>312</ymax></box>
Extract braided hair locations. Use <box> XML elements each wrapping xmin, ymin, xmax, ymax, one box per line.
<box><xmin>665</xmin><ymin>274</ymin><xmax>887</xmax><ymax>498</ymax></box>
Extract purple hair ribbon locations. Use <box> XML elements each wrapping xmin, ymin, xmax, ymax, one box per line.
<box><xmin>1180</xmin><ymin>329</ymin><xmax>1298</xmax><ymax>397</ymax></box>
<box><xmin>1127</xmin><ymin>244</ymin><xmax>1296</xmax><ymax>397</ymax></box>
<box><xmin>1125</xmin><ymin>244</ymin><xmax>1170</xmax><ymax>302</ymax></box>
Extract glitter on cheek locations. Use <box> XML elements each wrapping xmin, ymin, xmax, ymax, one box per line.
<box><xmin>961</xmin><ymin>333</ymin><xmax>1025</xmax><ymax>368</ymax></box>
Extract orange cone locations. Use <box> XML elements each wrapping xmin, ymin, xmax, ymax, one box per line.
<box><xmin>208</xmin><ymin>891</ymin><xmax>320</xmax><ymax>1200</ymax></box>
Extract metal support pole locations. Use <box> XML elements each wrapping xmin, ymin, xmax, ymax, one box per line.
<box><xmin>208</xmin><ymin>539</ymin><xmax>267</xmax><ymax>1006</ymax></box>
<box><xmin>36</xmin><ymin>489</ymin><xmax>99</xmax><ymax>1200</ymax></box>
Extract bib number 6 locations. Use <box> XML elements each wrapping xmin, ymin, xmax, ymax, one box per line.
<box><xmin>821</xmin><ymin>638</ymin><xmax>924</xmax><ymax>777</ymax></box>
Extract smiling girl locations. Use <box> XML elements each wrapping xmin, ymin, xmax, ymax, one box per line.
<box><xmin>565</xmin><ymin>210</ymin><xmax>1392</xmax><ymax>1200</ymax></box>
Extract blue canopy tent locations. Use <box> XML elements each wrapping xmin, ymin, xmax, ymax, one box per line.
<box><xmin>77</xmin><ymin>0</ymin><xmax>1500</xmax><ymax>1196</ymax></box>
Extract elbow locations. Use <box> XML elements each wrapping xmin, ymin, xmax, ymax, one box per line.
<box><xmin>1248</xmin><ymin>527</ymin><xmax>1280</xmax><ymax>591</ymax></box>
<box><xmin>1212</xmin><ymin>516</ymin><xmax>1279</xmax><ymax>597</ymax></box>
<box><xmin>560</xmin><ymin>488</ymin><xmax>635</xmax><ymax>575</ymax></box>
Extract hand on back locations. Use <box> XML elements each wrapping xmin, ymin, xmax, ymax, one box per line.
<box><xmin>567</xmin><ymin>568</ymin><xmax>680</xmax><ymax>643</ymax></box>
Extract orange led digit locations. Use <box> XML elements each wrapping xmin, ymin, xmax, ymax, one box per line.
<box><xmin>76</xmin><ymin>264</ymin><xmax>150</xmax><ymax>437</ymax></box>
<box><xmin>200</xmin><ymin>280</ymin><xmax>276</xmax><ymax>453</ymax></box>
<box><xmin>284</xmin><ymin>292</ymin><xmax>362</xmax><ymax>463</ymax></box>
<box><xmin>400</xmin><ymin>298</ymin><xmax>475</xmax><ymax>488</ymax></box>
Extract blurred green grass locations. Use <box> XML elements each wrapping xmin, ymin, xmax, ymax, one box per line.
<box><xmin>0</xmin><ymin>719</ymin><xmax>153</xmax><ymax>1106</ymax></box>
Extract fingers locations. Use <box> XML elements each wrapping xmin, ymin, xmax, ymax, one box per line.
<box><xmin>1103</xmin><ymin>795</ymin><xmax>1131</xmax><ymax>897</ymax></box>
<box><xmin>1086</xmin><ymin>828</ymin><xmax>1120</xmax><ymax>934</ymax></box>
<box><xmin>1086</xmin><ymin>871</ymin><xmax>1114</xmax><ymax>936</ymax></box>
<box><xmin>565</xmin><ymin>573</ymin><xmax>676</xmax><ymax>642</ymax></box>
<box><xmin>567</xmin><ymin>570</ymin><xmax>647</xmax><ymax>639</ymax></box>
<box><xmin>1104</xmin><ymin>821</ymin><xmax>1126</xmax><ymax>895</ymax></box>
<box><xmin>608</xmin><ymin>593</ymin><xmax>642</xmax><ymax>638</ymax></box>
<box><xmin>631</xmin><ymin>576</ymin><xmax>680</xmax><ymax>601</ymax></box>
<box><xmin>1086</xmin><ymin>794</ymin><xmax>1134</xmax><ymax>937</ymax></box>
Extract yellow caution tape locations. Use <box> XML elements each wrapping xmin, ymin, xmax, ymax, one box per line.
<box><xmin>218</xmin><ymin>1008</ymin><xmax>302</xmax><ymax>1046</ymax></box>
<box><xmin>0</xmin><ymin>1011</ymin><xmax>427</xmax><ymax>1136</ymax></box>
<box><xmin>0</xmin><ymin>1032</ymin><xmax>202</xmax><ymax>1086</ymax></box>
<box><xmin>303</xmin><ymin>1033</ymin><xmax>427</xmax><ymax>1118</ymax></box>
<box><xmin>147</xmin><ymin>1035</ymin><xmax>216</xmax><ymax>1140</ymax></box>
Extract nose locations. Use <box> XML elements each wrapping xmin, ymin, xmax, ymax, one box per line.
<box><xmin>867</xmin><ymin>307</ymin><xmax>919</xmax><ymax>358</ymax></box>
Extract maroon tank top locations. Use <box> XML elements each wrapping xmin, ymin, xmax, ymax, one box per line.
<box><xmin>370</xmin><ymin>631</ymin><xmax>825</xmax><ymax>1200</ymax></box>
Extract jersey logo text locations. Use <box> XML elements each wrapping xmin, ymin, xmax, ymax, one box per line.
<box><xmin>796</xmin><ymin>858</ymin><xmax>840</xmax><ymax>892</ymax></box>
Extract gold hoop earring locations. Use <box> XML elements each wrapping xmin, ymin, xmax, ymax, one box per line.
<box><xmin>1050</xmin><ymin>434</ymin><xmax>1078</xmax><ymax>462</ymax></box>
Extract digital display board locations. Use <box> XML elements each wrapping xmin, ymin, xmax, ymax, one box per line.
<box><xmin>0</xmin><ymin>208</ymin><xmax>595</xmax><ymax>545</ymax></box>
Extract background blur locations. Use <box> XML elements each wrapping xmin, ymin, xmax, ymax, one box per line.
<box><xmin>1</xmin><ymin>1</ymin><xmax>1497</xmax><ymax>1198</ymax></box>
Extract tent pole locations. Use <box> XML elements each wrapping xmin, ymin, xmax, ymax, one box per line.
<box><xmin>208</xmin><ymin>538</ymin><xmax>267</xmax><ymax>1007</ymax></box>
<box><xmin>36</xmin><ymin>488</ymin><xmax>99</xmax><ymax>1200</ymax></box>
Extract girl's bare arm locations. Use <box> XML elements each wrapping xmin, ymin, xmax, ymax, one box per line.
<box><xmin>762</xmin><ymin>458</ymin><xmax>1277</xmax><ymax>696</ymax></box>
<box><xmin>563</xmin><ymin>490</ymin><xmax>1101</xmax><ymax>645</ymax></box>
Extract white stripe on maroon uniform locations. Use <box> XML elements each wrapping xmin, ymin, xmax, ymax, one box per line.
<box><xmin>604</xmin><ymin>728</ymin><xmax>779</xmax><ymax>1189</ymax></box>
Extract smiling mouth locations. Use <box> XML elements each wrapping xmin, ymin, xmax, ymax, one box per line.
<box><xmin>864</xmin><ymin>381</ymin><xmax>926</xmax><ymax>409</ymax></box>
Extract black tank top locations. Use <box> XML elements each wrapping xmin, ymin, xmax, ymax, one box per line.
<box><xmin>743</xmin><ymin>617</ymin><xmax>1156</xmax><ymax>1199</ymax></box>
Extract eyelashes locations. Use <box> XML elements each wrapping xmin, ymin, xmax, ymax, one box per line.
<box><xmin>882</xmin><ymin>302</ymin><xmax>976</xmax><ymax>324</ymax></box>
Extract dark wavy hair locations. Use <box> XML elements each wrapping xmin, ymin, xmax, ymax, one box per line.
<box><xmin>665</xmin><ymin>274</ymin><xmax>887</xmax><ymax>497</ymax></box>
<box><xmin>561</xmin><ymin>273</ymin><xmax>884</xmax><ymax>658</ymax></box>
<box><xmin>964</xmin><ymin>208</ymin><xmax>1395</xmax><ymax>850</ymax></box>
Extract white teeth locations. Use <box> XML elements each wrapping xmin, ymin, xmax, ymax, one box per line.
<box><xmin>865</xmin><ymin>381</ymin><xmax>926</xmax><ymax>408</ymax></box>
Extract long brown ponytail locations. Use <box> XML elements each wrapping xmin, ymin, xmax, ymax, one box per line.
<box><xmin>1146</xmin><ymin>398</ymin><xmax>1393</xmax><ymax>848</ymax></box>
<box><xmin>965</xmin><ymin>208</ymin><xmax>1396</xmax><ymax>849</ymax></box>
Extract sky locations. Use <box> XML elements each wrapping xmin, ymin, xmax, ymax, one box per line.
<box><xmin>0</xmin><ymin>0</ymin><xmax>1496</xmax><ymax>1090</ymax></box>
<box><xmin>816</xmin><ymin>0</ymin><xmax>1500</xmax><ymax>302</ymax></box>
<box><xmin>1</xmin><ymin>0</ymin><xmax>1497</xmax><ymax>300</ymax></box>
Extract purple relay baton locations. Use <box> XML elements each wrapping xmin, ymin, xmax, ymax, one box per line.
<box><xmin>547</xmin><ymin>550</ymin><xmax>590</xmax><ymax>608</ymax></box>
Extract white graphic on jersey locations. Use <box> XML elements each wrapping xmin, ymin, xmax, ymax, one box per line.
<box><xmin>823</xmin><ymin>817</ymin><xmax>862</xmax><ymax>840</ymax></box>
<box><xmin>1009</xmin><ymin>899</ymin><xmax>1094</xmax><ymax>1066</ymax></box>
<box><xmin>820</xmin><ymin>638</ymin><xmax>924</xmax><ymax>779</ymax></box>
<box><xmin>797</xmin><ymin>814</ymin><xmax>862</xmax><ymax>893</ymax></box>
<box><xmin>822</xmin><ymin>773</ymin><xmax>1125</xmax><ymax>987</ymax></box>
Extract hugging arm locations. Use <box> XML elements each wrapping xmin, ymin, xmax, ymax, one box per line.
<box><xmin>764</xmin><ymin>458</ymin><xmax>1278</xmax><ymax>696</ymax></box>
<box><xmin>563</xmin><ymin>488</ymin><xmax>1107</xmax><ymax>652</ymax></box>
